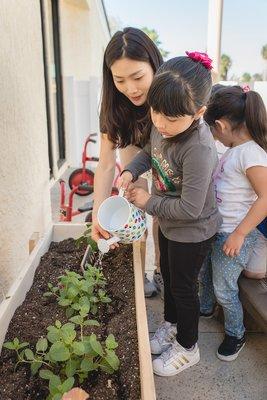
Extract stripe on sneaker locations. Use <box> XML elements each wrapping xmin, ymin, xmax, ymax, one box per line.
<box><xmin>181</xmin><ymin>355</ymin><xmax>189</xmax><ymax>363</ymax></box>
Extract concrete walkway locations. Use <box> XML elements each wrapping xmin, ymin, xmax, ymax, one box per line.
<box><xmin>51</xmin><ymin>168</ymin><xmax>267</xmax><ymax>400</ymax></box>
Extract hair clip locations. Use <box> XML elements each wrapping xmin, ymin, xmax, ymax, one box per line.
<box><xmin>242</xmin><ymin>85</ymin><xmax>250</xmax><ymax>93</ymax></box>
<box><xmin>185</xmin><ymin>51</ymin><xmax>213</xmax><ymax>70</ymax></box>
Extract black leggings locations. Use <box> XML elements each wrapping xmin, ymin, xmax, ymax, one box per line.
<box><xmin>159</xmin><ymin>228</ymin><xmax>214</xmax><ymax>348</ymax></box>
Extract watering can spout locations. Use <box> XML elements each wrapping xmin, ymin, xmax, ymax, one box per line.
<box><xmin>97</xmin><ymin>236</ymin><xmax>120</xmax><ymax>253</ymax></box>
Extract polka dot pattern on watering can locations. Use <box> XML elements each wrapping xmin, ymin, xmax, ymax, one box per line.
<box><xmin>116</xmin><ymin>205</ymin><xmax>146</xmax><ymax>244</ymax></box>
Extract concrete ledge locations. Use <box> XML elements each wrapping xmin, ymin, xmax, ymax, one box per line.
<box><xmin>239</xmin><ymin>276</ymin><xmax>267</xmax><ymax>333</ymax></box>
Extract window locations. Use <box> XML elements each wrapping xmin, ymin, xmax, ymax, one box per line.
<box><xmin>40</xmin><ymin>0</ymin><xmax>65</xmax><ymax>176</ymax></box>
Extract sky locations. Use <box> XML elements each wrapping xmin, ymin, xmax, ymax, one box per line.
<box><xmin>103</xmin><ymin>0</ymin><xmax>267</xmax><ymax>79</ymax></box>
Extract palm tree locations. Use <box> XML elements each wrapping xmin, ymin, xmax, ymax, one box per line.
<box><xmin>262</xmin><ymin>44</ymin><xmax>267</xmax><ymax>80</ymax></box>
<box><xmin>220</xmin><ymin>54</ymin><xmax>232</xmax><ymax>81</ymax></box>
<box><xmin>142</xmin><ymin>27</ymin><xmax>169</xmax><ymax>59</ymax></box>
<box><xmin>252</xmin><ymin>73</ymin><xmax>263</xmax><ymax>81</ymax></box>
<box><xmin>241</xmin><ymin>73</ymin><xmax>251</xmax><ymax>83</ymax></box>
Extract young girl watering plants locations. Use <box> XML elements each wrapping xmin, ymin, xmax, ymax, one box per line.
<box><xmin>117</xmin><ymin>51</ymin><xmax>222</xmax><ymax>376</ymax></box>
<box><xmin>199</xmin><ymin>85</ymin><xmax>267</xmax><ymax>361</ymax></box>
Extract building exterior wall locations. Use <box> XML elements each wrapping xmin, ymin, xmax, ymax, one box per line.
<box><xmin>60</xmin><ymin>0</ymin><xmax>110</xmax><ymax>80</ymax></box>
<box><xmin>0</xmin><ymin>0</ymin><xmax>110</xmax><ymax>298</ymax></box>
<box><xmin>0</xmin><ymin>0</ymin><xmax>51</xmax><ymax>294</ymax></box>
<box><xmin>59</xmin><ymin>0</ymin><xmax>110</xmax><ymax>167</ymax></box>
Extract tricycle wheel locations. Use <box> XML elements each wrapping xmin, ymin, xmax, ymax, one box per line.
<box><xmin>111</xmin><ymin>187</ymin><xmax>119</xmax><ymax>196</ymax></box>
<box><xmin>68</xmin><ymin>168</ymin><xmax>94</xmax><ymax>196</ymax></box>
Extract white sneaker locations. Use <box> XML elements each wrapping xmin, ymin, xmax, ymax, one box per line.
<box><xmin>150</xmin><ymin>321</ymin><xmax>177</xmax><ymax>355</ymax></box>
<box><xmin>144</xmin><ymin>274</ymin><xmax>157</xmax><ymax>298</ymax></box>
<box><xmin>153</xmin><ymin>341</ymin><xmax>200</xmax><ymax>377</ymax></box>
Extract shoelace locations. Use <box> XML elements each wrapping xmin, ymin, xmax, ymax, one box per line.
<box><xmin>155</xmin><ymin>274</ymin><xmax>164</xmax><ymax>286</ymax></box>
<box><xmin>153</xmin><ymin>324</ymin><xmax>168</xmax><ymax>340</ymax></box>
<box><xmin>160</xmin><ymin>342</ymin><xmax>183</xmax><ymax>362</ymax></box>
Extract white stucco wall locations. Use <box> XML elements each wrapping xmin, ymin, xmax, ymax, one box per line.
<box><xmin>60</xmin><ymin>0</ymin><xmax>110</xmax><ymax>80</ymax></box>
<box><xmin>60</xmin><ymin>0</ymin><xmax>110</xmax><ymax>165</ymax></box>
<box><xmin>0</xmin><ymin>0</ymin><xmax>51</xmax><ymax>294</ymax></box>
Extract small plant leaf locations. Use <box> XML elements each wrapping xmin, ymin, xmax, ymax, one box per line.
<box><xmin>99</xmin><ymin>359</ymin><xmax>115</xmax><ymax>374</ymax></box>
<box><xmin>18</xmin><ymin>342</ymin><xmax>30</xmax><ymax>350</ymax></box>
<box><xmin>79</xmin><ymin>305</ymin><xmax>90</xmax><ymax>317</ymax></box>
<box><xmin>65</xmin><ymin>358</ymin><xmax>79</xmax><ymax>377</ymax></box>
<box><xmin>47</xmin><ymin>326</ymin><xmax>60</xmax><ymax>343</ymax></box>
<box><xmin>31</xmin><ymin>360</ymin><xmax>42</xmax><ymax>375</ymax></box>
<box><xmin>101</xmin><ymin>297</ymin><xmax>112</xmax><ymax>303</ymax></box>
<box><xmin>58</xmin><ymin>299</ymin><xmax>71</xmax><ymax>307</ymax></box>
<box><xmin>66</xmin><ymin>308</ymin><xmax>75</xmax><ymax>318</ymax></box>
<box><xmin>80</xmin><ymin>358</ymin><xmax>95</xmax><ymax>372</ymax></box>
<box><xmin>105</xmin><ymin>349</ymin><xmax>120</xmax><ymax>370</ymax></box>
<box><xmin>36</xmin><ymin>338</ymin><xmax>48</xmax><ymax>352</ymax></box>
<box><xmin>89</xmin><ymin>334</ymin><xmax>104</xmax><ymax>357</ymax></box>
<box><xmin>49</xmin><ymin>375</ymin><xmax>62</xmax><ymax>395</ymax></box>
<box><xmin>3</xmin><ymin>342</ymin><xmax>15</xmax><ymax>350</ymax></box>
<box><xmin>69</xmin><ymin>316</ymin><xmax>83</xmax><ymax>325</ymax></box>
<box><xmin>39</xmin><ymin>369</ymin><xmax>55</xmax><ymax>380</ymax></box>
<box><xmin>61</xmin><ymin>377</ymin><xmax>75</xmax><ymax>393</ymax></box>
<box><xmin>49</xmin><ymin>342</ymin><xmax>70</xmax><ymax>362</ymax></box>
<box><xmin>67</xmin><ymin>287</ymin><xmax>79</xmax><ymax>299</ymax></box>
<box><xmin>25</xmin><ymin>349</ymin><xmax>34</xmax><ymax>361</ymax></box>
<box><xmin>61</xmin><ymin>323</ymin><xmax>76</xmax><ymax>345</ymax></box>
<box><xmin>105</xmin><ymin>334</ymin><xmax>118</xmax><ymax>350</ymax></box>
<box><xmin>84</xmin><ymin>319</ymin><xmax>100</xmax><ymax>327</ymax></box>
<box><xmin>52</xmin><ymin>394</ymin><xmax>62</xmax><ymax>400</ymax></box>
<box><xmin>55</xmin><ymin>320</ymin><xmax>62</xmax><ymax>329</ymax></box>
<box><xmin>43</xmin><ymin>292</ymin><xmax>53</xmax><ymax>297</ymax></box>
<box><xmin>72</xmin><ymin>341</ymin><xmax>85</xmax><ymax>356</ymax></box>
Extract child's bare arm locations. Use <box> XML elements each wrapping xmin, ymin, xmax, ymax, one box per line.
<box><xmin>223</xmin><ymin>166</ymin><xmax>267</xmax><ymax>257</ymax></box>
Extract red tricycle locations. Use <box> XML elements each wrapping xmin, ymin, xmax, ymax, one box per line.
<box><xmin>59</xmin><ymin>179</ymin><xmax>94</xmax><ymax>222</ymax></box>
<box><xmin>68</xmin><ymin>133</ymin><xmax>122</xmax><ymax>196</ymax></box>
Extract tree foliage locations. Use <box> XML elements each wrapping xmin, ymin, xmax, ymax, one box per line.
<box><xmin>220</xmin><ymin>54</ymin><xmax>232</xmax><ymax>80</ymax></box>
<box><xmin>142</xmin><ymin>27</ymin><xmax>169</xmax><ymax>59</ymax></box>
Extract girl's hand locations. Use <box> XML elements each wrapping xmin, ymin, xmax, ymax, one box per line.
<box><xmin>91</xmin><ymin>220</ymin><xmax>119</xmax><ymax>249</ymax></box>
<box><xmin>62</xmin><ymin>388</ymin><xmax>89</xmax><ymax>400</ymax></box>
<box><xmin>223</xmin><ymin>230</ymin><xmax>245</xmax><ymax>257</ymax></box>
<box><xmin>125</xmin><ymin>186</ymin><xmax>151</xmax><ymax>209</ymax></box>
<box><xmin>116</xmin><ymin>171</ymin><xmax>133</xmax><ymax>190</ymax></box>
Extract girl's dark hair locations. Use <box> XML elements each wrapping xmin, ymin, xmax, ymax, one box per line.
<box><xmin>204</xmin><ymin>86</ymin><xmax>267</xmax><ymax>150</ymax></box>
<box><xmin>147</xmin><ymin>56</ymin><xmax>212</xmax><ymax>117</ymax></box>
<box><xmin>100</xmin><ymin>27</ymin><xmax>163</xmax><ymax>148</ymax></box>
<box><xmin>211</xmin><ymin>83</ymin><xmax>225</xmax><ymax>96</ymax></box>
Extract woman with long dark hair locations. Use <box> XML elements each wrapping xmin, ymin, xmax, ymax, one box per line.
<box><xmin>91</xmin><ymin>27</ymin><xmax>163</xmax><ymax>296</ymax></box>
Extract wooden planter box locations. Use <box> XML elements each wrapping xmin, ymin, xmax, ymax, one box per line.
<box><xmin>0</xmin><ymin>223</ymin><xmax>156</xmax><ymax>400</ymax></box>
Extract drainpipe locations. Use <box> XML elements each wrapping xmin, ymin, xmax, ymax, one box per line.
<box><xmin>207</xmin><ymin>0</ymin><xmax>223</xmax><ymax>82</ymax></box>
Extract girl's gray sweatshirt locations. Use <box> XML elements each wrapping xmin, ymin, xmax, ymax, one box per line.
<box><xmin>125</xmin><ymin>122</ymin><xmax>222</xmax><ymax>242</ymax></box>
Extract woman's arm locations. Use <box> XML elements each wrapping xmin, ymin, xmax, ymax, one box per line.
<box><xmin>223</xmin><ymin>166</ymin><xmax>267</xmax><ymax>257</ymax></box>
<box><xmin>91</xmin><ymin>134</ymin><xmax>117</xmax><ymax>242</ymax></box>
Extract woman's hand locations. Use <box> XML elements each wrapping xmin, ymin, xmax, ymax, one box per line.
<box><xmin>125</xmin><ymin>186</ymin><xmax>151</xmax><ymax>209</ymax></box>
<box><xmin>223</xmin><ymin>230</ymin><xmax>245</xmax><ymax>257</ymax></box>
<box><xmin>116</xmin><ymin>171</ymin><xmax>133</xmax><ymax>190</ymax></box>
<box><xmin>91</xmin><ymin>220</ymin><xmax>119</xmax><ymax>249</ymax></box>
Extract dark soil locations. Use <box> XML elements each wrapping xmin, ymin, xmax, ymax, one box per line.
<box><xmin>0</xmin><ymin>239</ymin><xmax>140</xmax><ymax>400</ymax></box>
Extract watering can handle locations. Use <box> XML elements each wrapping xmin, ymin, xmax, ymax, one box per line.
<box><xmin>118</xmin><ymin>188</ymin><xmax>125</xmax><ymax>197</ymax></box>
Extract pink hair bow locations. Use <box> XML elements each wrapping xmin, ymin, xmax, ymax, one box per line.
<box><xmin>242</xmin><ymin>85</ymin><xmax>250</xmax><ymax>93</ymax></box>
<box><xmin>185</xmin><ymin>51</ymin><xmax>213</xmax><ymax>70</ymax></box>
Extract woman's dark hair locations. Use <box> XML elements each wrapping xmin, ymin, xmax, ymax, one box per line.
<box><xmin>147</xmin><ymin>56</ymin><xmax>212</xmax><ymax>117</ymax></box>
<box><xmin>204</xmin><ymin>86</ymin><xmax>267</xmax><ymax>150</ymax></box>
<box><xmin>100</xmin><ymin>27</ymin><xmax>163</xmax><ymax>148</ymax></box>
